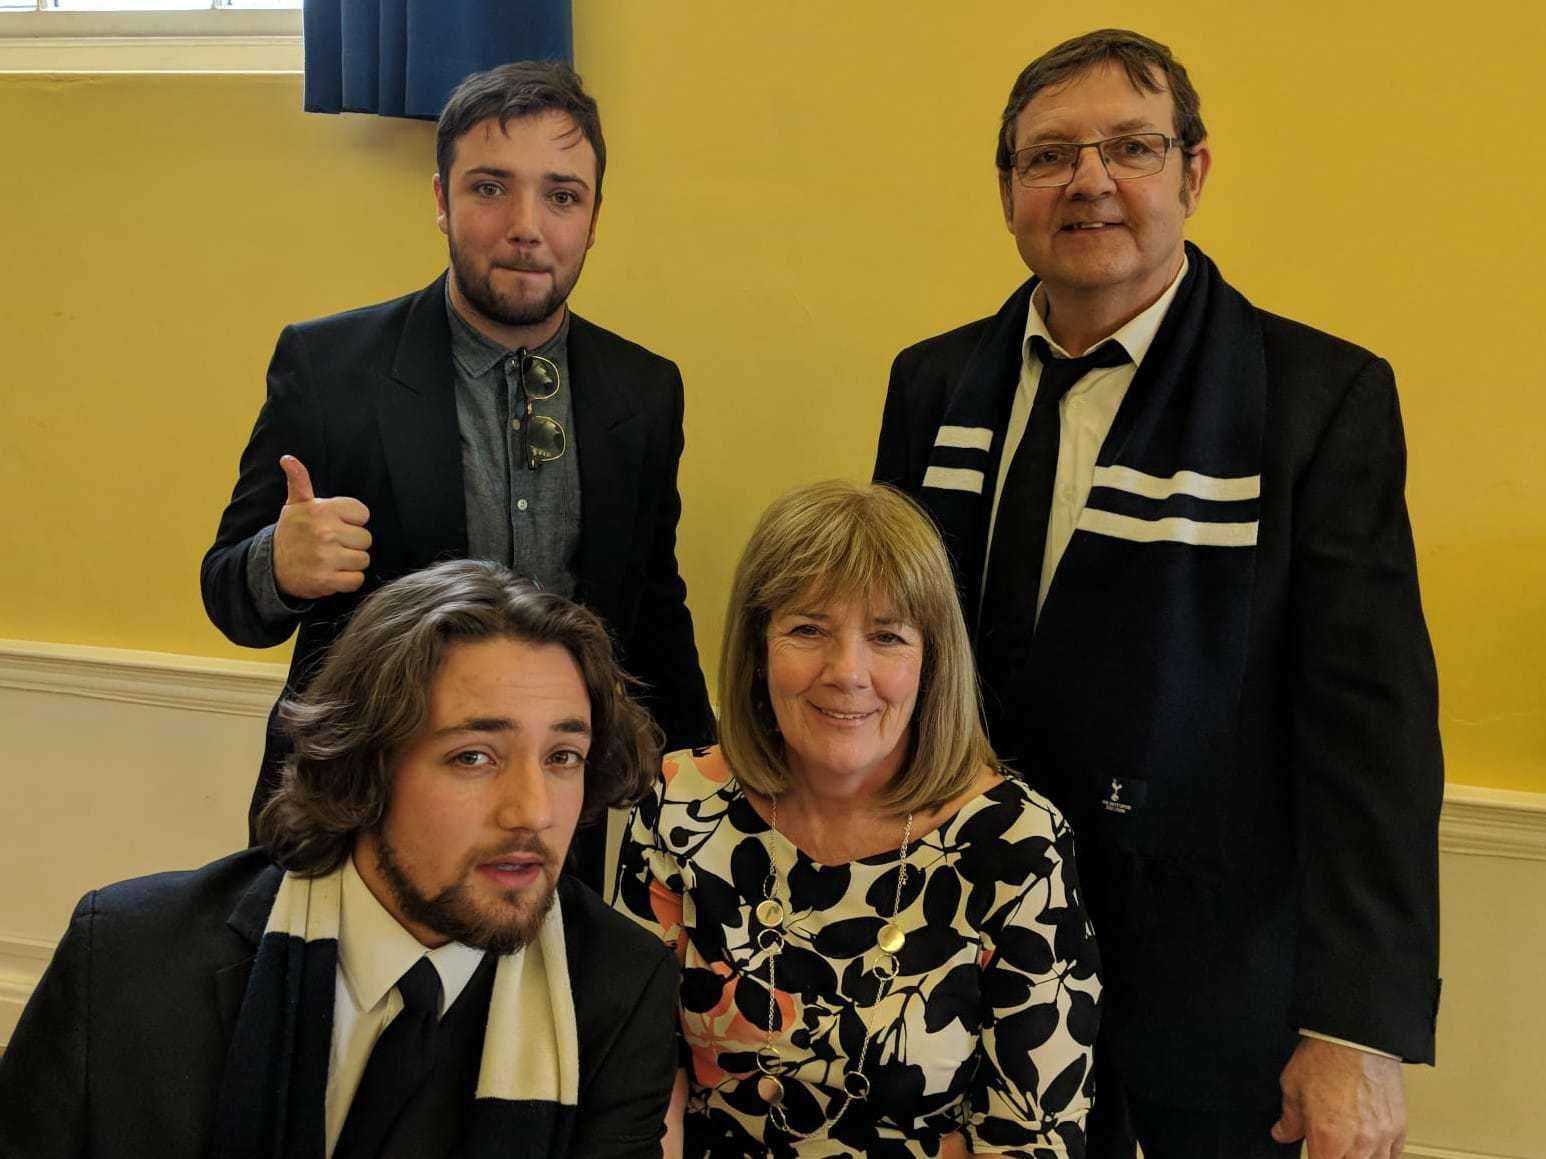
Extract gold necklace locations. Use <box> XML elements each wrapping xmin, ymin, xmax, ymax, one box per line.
<box><xmin>753</xmin><ymin>796</ymin><xmax>914</xmax><ymax>1139</ymax></box>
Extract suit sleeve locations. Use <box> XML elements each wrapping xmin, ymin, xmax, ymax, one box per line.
<box><xmin>570</xmin><ymin>949</ymin><xmax>681</xmax><ymax>1158</ymax></box>
<box><xmin>1288</xmin><ymin>356</ymin><xmax>1443</xmax><ymax>1063</ymax></box>
<box><xmin>200</xmin><ymin>324</ymin><xmax>325</xmax><ymax>649</ymax></box>
<box><xmin>0</xmin><ymin>894</ymin><xmax>93</xmax><ymax>1158</ymax></box>
<box><xmin>873</xmin><ymin>348</ymin><xmax>921</xmax><ymax>488</ymax></box>
<box><xmin>623</xmin><ymin>365</ymin><xmax>715</xmax><ymax>752</ymax></box>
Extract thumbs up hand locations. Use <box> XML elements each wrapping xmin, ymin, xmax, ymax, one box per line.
<box><xmin>272</xmin><ymin>455</ymin><xmax>372</xmax><ymax>599</ymax></box>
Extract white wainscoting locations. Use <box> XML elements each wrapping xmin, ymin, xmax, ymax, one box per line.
<box><xmin>0</xmin><ymin>639</ymin><xmax>284</xmax><ymax>1047</ymax></box>
<box><xmin>2</xmin><ymin>639</ymin><xmax>1544</xmax><ymax>1155</ymax></box>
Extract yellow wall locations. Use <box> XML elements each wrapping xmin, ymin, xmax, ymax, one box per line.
<box><xmin>1</xmin><ymin>1</ymin><xmax>1541</xmax><ymax>791</ymax></box>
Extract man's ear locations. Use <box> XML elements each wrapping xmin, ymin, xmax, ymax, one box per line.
<box><xmin>433</xmin><ymin>172</ymin><xmax>449</xmax><ymax>236</ymax></box>
<box><xmin>998</xmin><ymin>173</ymin><xmax>1015</xmax><ymax>232</ymax></box>
<box><xmin>1181</xmin><ymin>140</ymin><xmax>1211</xmax><ymax>216</ymax></box>
<box><xmin>586</xmin><ymin>195</ymin><xmax>602</xmax><ymax>251</ymax></box>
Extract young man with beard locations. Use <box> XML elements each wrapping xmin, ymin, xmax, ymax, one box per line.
<box><xmin>0</xmin><ymin>560</ymin><xmax>680</xmax><ymax>1158</ymax></box>
<box><xmin>202</xmin><ymin>63</ymin><xmax>714</xmax><ymax>889</ymax></box>
<box><xmin>874</xmin><ymin>29</ymin><xmax>1442</xmax><ymax>1159</ymax></box>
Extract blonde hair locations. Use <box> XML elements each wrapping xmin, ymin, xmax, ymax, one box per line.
<box><xmin>718</xmin><ymin>481</ymin><xmax>994</xmax><ymax>814</ymax></box>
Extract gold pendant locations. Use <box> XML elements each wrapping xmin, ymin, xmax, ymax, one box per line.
<box><xmin>877</xmin><ymin>920</ymin><xmax>906</xmax><ymax>955</ymax></box>
<box><xmin>756</xmin><ymin>1074</ymin><xmax>785</xmax><ymax>1105</ymax></box>
<box><xmin>755</xmin><ymin>898</ymin><xmax>785</xmax><ymax>927</ymax></box>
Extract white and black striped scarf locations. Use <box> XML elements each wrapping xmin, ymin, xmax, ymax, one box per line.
<box><xmin>915</xmin><ymin>243</ymin><xmax>1268</xmax><ymax>817</ymax></box>
<box><xmin>917</xmin><ymin>242</ymin><xmax>1264</xmax><ymax>615</ymax></box>
<box><xmin>208</xmin><ymin>864</ymin><xmax>579</xmax><ymax>1158</ymax></box>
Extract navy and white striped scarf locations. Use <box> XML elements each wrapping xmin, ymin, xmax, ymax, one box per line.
<box><xmin>917</xmin><ymin>242</ymin><xmax>1264</xmax><ymax>622</ymax></box>
<box><xmin>208</xmin><ymin>864</ymin><xmax>579</xmax><ymax>1158</ymax></box>
<box><xmin>915</xmin><ymin>243</ymin><xmax>1267</xmax><ymax>818</ymax></box>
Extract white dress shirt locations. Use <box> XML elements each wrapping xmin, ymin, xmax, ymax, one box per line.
<box><xmin>984</xmin><ymin>255</ymin><xmax>1190</xmax><ymax>618</ymax></box>
<box><xmin>325</xmin><ymin>856</ymin><xmax>487</xmax><ymax>1157</ymax></box>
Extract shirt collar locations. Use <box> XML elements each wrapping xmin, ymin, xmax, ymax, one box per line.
<box><xmin>339</xmin><ymin>852</ymin><xmax>486</xmax><ymax>1018</ymax></box>
<box><xmin>1024</xmin><ymin>252</ymin><xmax>1190</xmax><ymax>370</ymax></box>
<box><xmin>444</xmin><ymin>278</ymin><xmax>571</xmax><ymax>379</ymax></box>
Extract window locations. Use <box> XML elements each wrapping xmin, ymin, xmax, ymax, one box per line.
<box><xmin>0</xmin><ymin>0</ymin><xmax>302</xmax><ymax>71</ymax></box>
<box><xmin>7</xmin><ymin>2</ymin><xmax>298</xmax><ymax>10</ymax></box>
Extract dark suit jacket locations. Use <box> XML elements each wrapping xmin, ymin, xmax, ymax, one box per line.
<box><xmin>0</xmin><ymin>849</ymin><xmax>681</xmax><ymax>1158</ymax></box>
<box><xmin>874</xmin><ymin>273</ymin><xmax>1443</xmax><ymax>1109</ymax></box>
<box><xmin>201</xmin><ymin>275</ymin><xmax>716</xmax><ymax>852</ymax></box>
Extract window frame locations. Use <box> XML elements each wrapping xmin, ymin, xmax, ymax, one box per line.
<box><xmin>0</xmin><ymin>6</ymin><xmax>302</xmax><ymax>72</ymax></box>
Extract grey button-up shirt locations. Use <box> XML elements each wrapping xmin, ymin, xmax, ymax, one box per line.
<box><xmin>246</xmin><ymin>291</ymin><xmax>583</xmax><ymax>622</ymax></box>
<box><xmin>447</xmin><ymin>296</ymin><xmax>582</xmax><ymax>599</ymax></box>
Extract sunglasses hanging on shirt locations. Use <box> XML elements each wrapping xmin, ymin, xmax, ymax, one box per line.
<box><xmin>512</xmin><ymin>350</ymin><xmax>567</xmax><ymax>470</ymax></box>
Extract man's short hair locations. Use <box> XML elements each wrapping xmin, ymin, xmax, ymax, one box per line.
<box><xmin>996</xmin><ymin>29</ymin><xmax>1207</xmax><ymax>176</ymax></box>
<box><xmin>256</xmin><ymin>560</ymin><xmax>660</xmax><ymax>876</ymax></box>
<box><xmin>436</xmin><ymin>60</ymin><xmax>607</xmax><ymax>201</ymax></box>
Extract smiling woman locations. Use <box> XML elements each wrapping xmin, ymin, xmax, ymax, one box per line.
<box><xmin>613</xmin><ymin>481</ymin><xmax>1102</xmax><ymax>1157</ymax></box>
<box><xmin>762</xmin><ymin>596</ymin><xmax>922</xmax><ymax>826</ymax></box>
<box><xmin>717</xmin><ymin>481</ymin><xmax>989</xmax><ymax>817</ymax></box>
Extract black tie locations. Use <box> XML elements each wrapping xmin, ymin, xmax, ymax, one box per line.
<box><xmin>976</xmin><ymin>337</ymin><xmax>1129</xmax><ymax>721</ymax></box>
<box><xmin>333</xmin><ymin>956</ymin><xmax>443</xmax><ymax>1159</ymax></box>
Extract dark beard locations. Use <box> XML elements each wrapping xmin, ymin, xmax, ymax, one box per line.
<box><xmin>448</xmin><ymin>241</ymin><xmax>581</xmax><ymax>330</ymax></box>
<box><xmin>373</xmin><ymin>829</ymin><xmax>557</xmax><ymax>955</ymax></box>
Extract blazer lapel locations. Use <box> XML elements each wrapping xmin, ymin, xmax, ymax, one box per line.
<box><xmin>568</xmin><ymin>314</ymin><xmax>643</xmax><ymax>619</ymax></box>
<box><xmin>378</xmin><ymin>273</ymin><xmax>468</xmax><ymax>567</ymax></box>
<box><xmin>217</xmin><ymin>861</ymin><xmax>285</xmax><ymax>1040</ymax></box>
<box><xmin>920</xmin><ymin>280</ymin><xmax>1035</xmax><ymax>627</ymax></box>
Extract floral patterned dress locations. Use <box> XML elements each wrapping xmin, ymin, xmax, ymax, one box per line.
<box><xmin>614</xmin><ymin>747</ymin><xmax>1101</xmax><ymax>1158</ymax></box>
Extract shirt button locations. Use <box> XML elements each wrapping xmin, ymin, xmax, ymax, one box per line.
<box><xmin>517</xmin><ymin>498</ymin><xmax>529</xmax><ymax>512</ymax></box>
<box><xmin>510</xmin><ymin>418</ymin><xmax>521</xmax><ymax>430</ymax></box>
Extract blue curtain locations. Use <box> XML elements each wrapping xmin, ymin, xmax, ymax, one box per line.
<box><xmin>304</xmin><ymin>0</ymin><xmax>573</xmax><ymax>120</ymax></box>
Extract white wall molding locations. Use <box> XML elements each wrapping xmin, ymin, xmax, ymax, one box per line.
<box><xmin>0</xmin><ymin>935</ymin><xmax>58</xmax><ymax>1045</ymax></box>
<box><xmin>0</xmin><ymin>9</ymin><xmax>301</xmax><ymax>72</ymax></box>
<box><xmin>4</xmin><ymin>636</ymin><xmax>1545</xmax><ymax>853</ymax></box>
<box><xmin>0</xmin><ymin>638</ymin><xmax>286</xmax><ymax>719</ymax></box>
<box><xmin>0</xmin><ymin>36</ymin><xmax>302</xmax><ymax>73</ymax></box>
<box><xmin>1439</xmin><ymin>783</ymin><xmax>1546</xmax><ymax>862</ymax></box>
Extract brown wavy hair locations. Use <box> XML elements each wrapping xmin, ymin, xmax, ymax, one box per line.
<box><xmin>257</xmin><ymin>560</ymin><xmax>661</xmax><ymax>876</ymax></box>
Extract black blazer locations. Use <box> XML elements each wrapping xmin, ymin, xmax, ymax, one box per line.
<box><xmin>0</xmin><ymin>850</ymin><xmax>680</xmax><ymax>1158</ymax></box>
<box><xmin>875</xmin><ymin>282</ymin><xmax>1443</xmax><ymax>1109</ymax></box>
<box><xmin>201</xmin><ymin>276</ymin><xmax>715</xmax><ymax>843</ymax></box>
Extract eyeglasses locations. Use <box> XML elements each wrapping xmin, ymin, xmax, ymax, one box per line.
<box><xmin>1009</xmin><ymin>132</ymin><xmax>1181</xmax><ymax>188</ymax></box>
<box><xmin>512</xmin><ymin>350</ymin><xmax>566</xmax><ymax>471</ymax></box>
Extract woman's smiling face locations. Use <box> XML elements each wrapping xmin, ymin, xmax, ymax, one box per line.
<box><xmin>764</xmin><ymin>593</ymin><xmax>923</xmax><ymax>793</ymax></box>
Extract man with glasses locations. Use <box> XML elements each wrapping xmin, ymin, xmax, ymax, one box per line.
<box><xmin>874</xmin><ymin>28</ymin><xmax>1441</xmax><ymax>1159</ymax></box>
<box><xmin>203</xmin><ymin>62</ymin><xmax>714</xmax><ymax>892</ymax></box>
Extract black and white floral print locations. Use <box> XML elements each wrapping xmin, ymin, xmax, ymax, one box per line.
<box><xmin>614</xmin><ymin>747</ymin><xmax>1101</xmax><ymax>1158</ymax></box>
